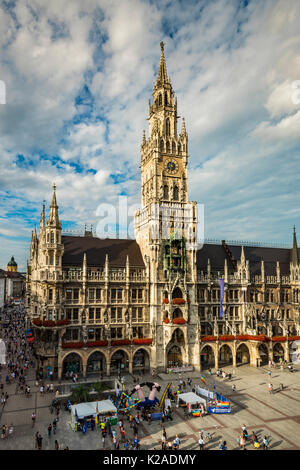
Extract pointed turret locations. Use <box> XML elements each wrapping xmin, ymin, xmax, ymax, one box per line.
<box><xmin>156</xmin><ymin>41</ymin><xmax>168</xmax><ymax>86</ymax></box>
<box><xmin>291</xmin><ymin>226</ymin><xmax>299</xmax><ymax>266</ymax></box>
<box><xmin>181</xmin><ymin>117</ymin><xmax>187</xmax><ymax>136</ymax></box>
<box><xmin>47</xmin><ymin>183</ymin><xmax>61</xmax><ymax>228</ymax></box>
<box><xmin>40</xmin><ymin>202</ymin><xmax>45</xmax><ymax>229</ymax></box>
<box><xmin>142</xmin><ymin>129</ymin><xmax>146</xmax><ymax>147</ymax></box>
<box><xmin>240</xmin><ymin>246</ymin><xmax>245</xmax><ymax>264</ymax></box>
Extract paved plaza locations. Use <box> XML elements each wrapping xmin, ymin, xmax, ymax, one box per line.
<box><xmin>1</xmin><ymin>363</ymin><xmax>300</xmax><ymax>450</ymax></box>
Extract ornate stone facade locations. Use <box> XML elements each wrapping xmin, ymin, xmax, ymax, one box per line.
<box><xmin>26</xmin><ymin>43</ymin><xmax>300</xmax><ymax>378</ymax></box>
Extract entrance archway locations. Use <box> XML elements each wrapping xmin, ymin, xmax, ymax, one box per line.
<box><xmin>110</xmin><ymin>350</ymin><xmax>129</xmax><ymax>374</ymax></box>
<box><xmin>167</xmin><ymin>345</ymin><xmax>182</xmax><ymax>367</ymax></box>
<box><xmin>132</xmin><ymin>349</ymin><xmax>150</xmax><ymax>374</ymax></box>
<box><xmin>273</xmin><ymin>343</ymin><xmax>284</xmax><ymax>363</ymax></box>
<box><xmin>62</xmin><ymin>353</ymin><xmax>82</xmax><ymax>375</ymax></box>
<box><xmin>87</xmin><ymin>351</ymin><xmax>106</xmax><ymax>374</ymax></box>
<box><xmin>258</xmin><ymin>343</ymin><xmax>269</xmax><ymax>366</ymax></box>
<box><xmin>200</xmin><ymin>345</ymin><xmax>215</xmax><ymax>369</ymax></box>
<box><xmin>236</xmin><ymin>343</ymin><xmax>250</xmax><ymax>366</ymax></box>
<box><xmin>218</xmin><ymin>344</ymin><xmax>233</xmax><ymax>367</ymax></box>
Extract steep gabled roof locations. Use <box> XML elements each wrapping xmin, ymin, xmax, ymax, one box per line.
<box><xmin>197</xmin><ymin>244</ymin><xmax>299</xmax><ymax>276</ymax></box>
<box><xmin>62</xmin><ymin>236</ymin><xmax>145</xmax><ymax>268</ymax></box>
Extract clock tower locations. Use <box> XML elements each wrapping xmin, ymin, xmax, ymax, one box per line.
<box><xmin>135</xmin><ymin>43</ymin><xmax>200</xmax><ymax>372</ymax></box>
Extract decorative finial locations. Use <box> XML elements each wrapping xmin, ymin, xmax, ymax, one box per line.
<box><xmin>160</xmin><ymin>41</ymin><xmax>164</xmax><ymax>52</ymax></box>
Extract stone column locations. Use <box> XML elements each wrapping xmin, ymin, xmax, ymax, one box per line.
<box><xmin>107</xmin><ymin>361</ymin><xmax>111</xmax><ymax>377</ymax></box>
<box><xmin>82</xmin><ymin>362</ymin><xmax>87</xmax><ymax>378</ymax></box>
<box><xmin>232</xmin><ymin>341</ymin><xmax>237</xmax><ymax>368</ymax></box>
<box><xmin>129</xmin><ymin>360</ymin><xmax>133</xmax><ymax>374</ymax></box>
<box><xmin>284</xmin><ymin>342</ymin><xmax>290</xmax><ymax>362</ymax></box>
<box><xmin>214</xmin><ymin>342</ymin><xmax>219</xmax><ymax>370</ymax></box>
<box><xmin>57</xmin><ymin>365</ymin><xmax>63</xmax><ymax>380</ymax></box>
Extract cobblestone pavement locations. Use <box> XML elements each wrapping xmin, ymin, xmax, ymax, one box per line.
<box><xmin>0</xmin><ymin>363</ymin><xmax>300</xmax><ymax>450</ymax></box>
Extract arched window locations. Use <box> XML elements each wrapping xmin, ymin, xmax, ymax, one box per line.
<box><xmin>163</xmin><ymin>185</ymin><xmax>169</xmax><ymax>199</ymax></box>
<box><xmin>158</xmin><ymin>93</ymin><xmax>162</xmax><ymax>106</ymax></box>
<box><xmin>164</xmin><ymin>92</ymin><xmax>168</xmax><ymax>105</ymax></box>
<box><xmin>50</xmin><ymin>231</ymin><xmax>54</xmax><ymax>243</ymax></box>
<box><xmin>166</xmin><ymin>118</ymin><xmax>170</xmax><ymax>136</ymax></box>
<box><xmin>173</xmin><ymin>186</ymin><xmax>179</xmax><ymax>201</ymax></box>
<box><xmin>172</xmin><ymin>287</ymin><xmax>183</xmax><ymax>299</ymax></box>
<box><xmin>160</xmin><ymin>139</ymin><xmax>164</xmax><ymax>152</ymax></box>
<box><xmin>172</xmin><ymin>141</ymin><xmax>176</xmax><ymax>153</ymax></box>
<box><xmin>166</xmin><ymin>140</ymin><xmax>170</xmax><ymax>153</ymax></box>
<box><xmin>178</xmin><ymin>142</ymin><xmax>181</xmax><ymax>153</ymax></box>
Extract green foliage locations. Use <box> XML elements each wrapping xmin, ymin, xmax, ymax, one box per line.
<box><xmin>70</xmin><ymin>384</ymin><xmax>92</xmax><ymax>404</ymax></box>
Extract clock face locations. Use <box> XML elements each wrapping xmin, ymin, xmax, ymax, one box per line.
<box><xmin>165</xmin><ymin>159</ymin><xmax>178</xmax><ymax>174</ymax></box>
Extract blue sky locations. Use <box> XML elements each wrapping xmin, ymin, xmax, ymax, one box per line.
<box><xmin>0</xmin><ymin>0</ymin><xmax>300</xmax><ymax>271</ymax></box>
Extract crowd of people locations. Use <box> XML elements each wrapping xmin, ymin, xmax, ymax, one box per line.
<box><xmin>0</xmin><ymin>299</ymin><xmax>279</xmax><ymax>451</ymax></box>
<box><xmin>0</xmin><ymin>301</ymin><xmax>35</xmax><ymax>439</ymax></box>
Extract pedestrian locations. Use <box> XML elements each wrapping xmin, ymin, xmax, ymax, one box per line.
<box><xmin>48</xmin><ymin>423</ymin><xmax>52</xmax><ymax>437</ymax></box>
<box><xmin>52</xmin><ymin>420</ymin><xmax>57</xmax><ymax>434</ymax></box>
<box><xmin>35</xmin><ymin>431</ymin><xmax>39</xmax><ymax>449</ymax></box>
<box><xmin>239</xmin><ymin>433</ymin><xmax>246</xmax><ymax>450</ymax></box>
<box><xmin>219</xmin><ymin>440</ymin><xmax>227</xmax><ymax>450</ymax></box>
<box><xmin>268</xmin><ymin>383</ymin><xmax>273</xmax><ymax>394</ymax></box>
<box><xmin>54</xmin><ymin>440</ymin><xmax>59</xmax><ymax>450</ymax></box>
<box><xmin>262</xmin><ymin>436</ymin><xmax>269</xmax><ymax>450</ymax></box>
<box><xmin>198</xmin><ymin>436</ymin><xmax>205</xmax><ymax>450</ymax></box>
<box><xmin>37</xmin><ymin>433</ymin><xmax>43</xmax><ymax>450</ymax></box>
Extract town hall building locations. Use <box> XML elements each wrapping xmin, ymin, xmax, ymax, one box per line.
<box><xmin>26</xmin><ymin>43</ymin><xmax>300</xmax><ymax>379</ymax></box>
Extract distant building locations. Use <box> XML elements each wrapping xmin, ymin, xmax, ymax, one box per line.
<box><xmin>0</xmin><ymin>269</ymin><xmax>5</xmax><ymax>314</ymax></box>
<box><xmin>0</xmin><ymin>257</ymin><xmax>25</xmax><ymax>304</ymax></box>
<box><xmin>26</xmin><ymin>43</ymin><xmax>300</xmax><ymax>379</ymax></box>
<box><xmin>7</xmin><ymin>256</ymin><xmax>18</xmax><ymax>272</ymax></box>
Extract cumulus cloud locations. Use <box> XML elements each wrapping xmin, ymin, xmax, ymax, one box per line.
<box><xmin>0</xmin><ymin>0</ymin><xmax>300</xmax><ymax>270</ymax></box>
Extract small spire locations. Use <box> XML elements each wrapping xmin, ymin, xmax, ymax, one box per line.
<box><xmin>240</xmin><ymin>246</ymin><xmax>245</xmax><ymax>263</ymax></box>
<box><xmin>47</xmin><ymin>183</ymin><xmax>60</xmax><ymax>228</ymax></box>
<box><xmin>142</xmin><ymin>129</ymin><xmax>146</xmax><ymax>146</ymax></box>
<box><xmin>156</xmin><ymin>41</ymin><xmax>168</xmax><ymax>86</ymax></box>
<box><xmin>181</xmin><ymin>117</ymin><xmax>187</xmax><ymax>135</ymax></box>
<box><xmin>40</xmin><ymin>201</ymin><xmax>45</xmax><ymax>229</ymax></box>
<box><xmin>291</xmin><ymin>225</ymin><xmax>299</xmax><ymax>266</ymax></box>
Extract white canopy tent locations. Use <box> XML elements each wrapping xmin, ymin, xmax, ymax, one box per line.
<box><xmin>70</xmin><ymin>400</ymin><xmax>117</xmax><ymax>430</ymax></box>
<box><xmin>177</xmin><ymin>392</ymin><xmax>206</xmax><ymax>409</ymax></box>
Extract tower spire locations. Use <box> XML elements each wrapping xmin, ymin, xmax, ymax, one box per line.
<box><xmin>291</xmin><ymin>225</ymin><xmax>299</xmax><ymax>266</ymax></box>
<box><xmin>156</xmin><ymin>41</ymin><xmax>168</xmax><ymax>86</ymax></box>
<box><xmin>47</xmin><ymin>183</ymin><xmax>61</xmax><ymax>228</ymax></box>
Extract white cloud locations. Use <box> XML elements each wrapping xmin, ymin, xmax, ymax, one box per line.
<box><xmin>0</xmin><ymin>0</ymin><xmax>300</xmax><ymax>271</ymax></box>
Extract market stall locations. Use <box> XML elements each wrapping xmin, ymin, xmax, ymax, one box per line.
<box><xmin>71</xmin><ymin>399</ymin><xmax>117</xmax><ymax>431</ymax></box>
<box><xmin>177</xmin><ymin>391</ymin><xmax>207</xmax><ymax>415</ymax></box>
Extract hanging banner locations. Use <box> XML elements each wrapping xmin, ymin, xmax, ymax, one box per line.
<box><xmin>219</xmin><ymin>278</ymin><xmax>225</xmax><ymax>318</ymax></box>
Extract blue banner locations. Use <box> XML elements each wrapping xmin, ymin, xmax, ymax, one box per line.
<box><xmin>219</xmin><ymin>278</ymin><xmax>225</xmax><ymax>318</ymax></box>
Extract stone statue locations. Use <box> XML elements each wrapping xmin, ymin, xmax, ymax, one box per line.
<box><xmin>82</xmin><ymin>325</ymin><xmax>88</xmax><ymax>343</ymax></box>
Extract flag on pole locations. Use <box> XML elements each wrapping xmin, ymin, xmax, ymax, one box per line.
<box><xmin>200</xmin><ymin>375</ymin><xmax>206</xmax><ymax>385</ymax></box>
<box><xmin>219</xmin><ymin>278</ymin><xmax>225</xmax><ymax>318</ymax></box>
